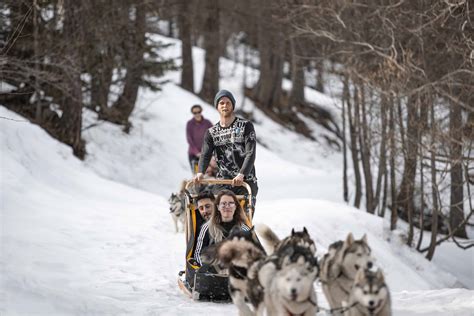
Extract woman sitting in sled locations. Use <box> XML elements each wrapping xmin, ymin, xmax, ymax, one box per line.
<box><xmin>194</xmin><ymin>189</ymin><xmax>250</xmax><ymax>266</ymax></box>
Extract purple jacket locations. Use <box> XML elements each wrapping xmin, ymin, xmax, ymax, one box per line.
<box><xmin>186</xmin><ymin>116</ymin><xmax>213</xmax><ymax>156</ymax></box>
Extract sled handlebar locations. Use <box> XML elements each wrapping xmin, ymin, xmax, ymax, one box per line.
<box><xmin>185</xmin><ymin>179</ymin><xmax>252</xmax><ymax>197</ymax></box>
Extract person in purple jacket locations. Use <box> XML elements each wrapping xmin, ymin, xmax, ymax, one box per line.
<box><xmin>186</xmin><ymin>104</ymin><xmax>213</xmax><ymax>174</ymax></box>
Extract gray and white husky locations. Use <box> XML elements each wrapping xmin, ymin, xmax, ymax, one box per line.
<box><xmin>168</xmin><ymin>192</ymin><xmax>185</xmax><ymax>233</ymax></box>
<box><xmin>342</xmin><ymin>268</ymin><xmax>391</xmax><ymax>316</ymax></box>
<box><xmin>253</xmin><ymin>226</ymin><xmax>319</xmax><ymax>316</ymax></box>
<box><xmin>320</xmin><ymin>233</ymin><xmax>374</xmax><ymax>311</ymax></box>
<box><xmin>261</xmin><ymin>254</ymin><xmax>319</xmax><ymax>316</ymax></box>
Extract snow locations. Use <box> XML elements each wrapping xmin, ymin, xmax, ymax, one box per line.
<box><xmin>0</xmin><ymin>81</ymin><xmax>16</xmax><ymax>93</ymax></box>
<box><xmin>1</xmin><ymin>34</ymin><xmax>473</xmax><ymax>315</ymax></box>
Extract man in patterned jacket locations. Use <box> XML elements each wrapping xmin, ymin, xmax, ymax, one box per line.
<box><xmin>193</xmin><ymin>89</ymin><xmax>258</xmax><ymax>210</ymax></box>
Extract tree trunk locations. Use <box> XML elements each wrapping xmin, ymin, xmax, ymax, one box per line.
<box><xmin>60</xmin><ymin>0</ymin><xmax>85</xmax><ymax>159</ymax></box>
<box><xmin>375</xmin><ymin>95</ymin><xmax>388</xmax><ymax>216</ymax></box>
<box><xmin>349</xmin><ymin>85</ymin><xmax>362</xmax><ymax>208</ymax></box>
<box><xmin>380</xmin><ymin>162</ymin><xmax>388</xmax><ymax>218</ymax></box>
<box><xmin>356</xmin><ymin>84</ymin><xmax>374</xmax><ymax>213</ymax></box>
<box><xmin>342</xmin><ymin>77</ymin><xmax>349</xmax><ymax>202</ymax></box>
<box><xmin>33</xmin><ymin>0</ymin><xmax>41</xmax><ymax>123</ymax></box>
<box><xmin>416</xmin><ymin>142</ymin><xmax>425</xmax><ymax>251</ymax></box>
<box><xmin>168</xmin><ymin>18</ymin><xmax>174</xmax><ymax>37</ymax></box>
<box><xmin>110</xmin><ymin>3</ymin><xmax>146</xmax><ymax>131</ymax></box>
<box><xmin>90</xmin><ymin>57</ymin><xmax>113</xmax><ymax>112</ymax></box>
<box><xmin>315</xmin><ymin>61</ymin><xmax>324</xmax><ymax>93</ymax></box>
<box><xmin>178</xmin><ymin>0</ymin><xmax>194</xmax><ymax>92</ymax></box>
<box><xmin>389</xmin><ymin>96</ymin><xmax>398</xmax><ymax>230</ymax></box>
<box><xmin>199</xmin><ymin>0</ymin><xmax>220</xmax><ymax>104</ymax></box>
<box><xmin>396</xmin><ymin>95</ymin><xmax>419</xmax><ymax>244</ymax></box>
<box><xmin>449</xmin><ymin>101</ymin><xmax>467</xmax><ymax>238</ymax></box>
<box><xmin>288</xmin><ymin>37</ymin><xmax>305</xmax><ymax>109</ymax></box>
<box><xmin>252</xmin><ymin>0</ymin><xmax>284</xmax><ymax>110</ymax></box>
<box><xmin>426</xmin><ymin>103</ymin><xmax>439</xmax><ymax>260</ymax></box>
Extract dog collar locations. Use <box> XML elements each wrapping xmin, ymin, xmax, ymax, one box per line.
<box><xmin>282</xmin><ymin>296</ymin><xmax>318</xmax><ymax>316</ymax></box>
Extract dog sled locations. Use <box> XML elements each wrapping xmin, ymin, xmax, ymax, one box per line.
<box><xmin>177</xmin><ymin>179</ymin><xmax>254</xmax><ymax>302</ymax></box>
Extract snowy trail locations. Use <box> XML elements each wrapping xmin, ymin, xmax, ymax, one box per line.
<box><xmin>2</xmin><ymin>33</ymin><xmax>473</xmax><ymax>315</ymax></box>
<box><xmin>2</xmin><ymin>105</ymin><xmax>472</xmax><ymax>314</ymax></box>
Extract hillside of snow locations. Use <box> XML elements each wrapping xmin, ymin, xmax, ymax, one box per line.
<box><xmin>1</xmin><ymin>34</ymin><xmax>473</xmax><ymax>315</ymax></box>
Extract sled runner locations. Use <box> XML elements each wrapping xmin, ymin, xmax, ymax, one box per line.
<box><xmin>177</xmin><ymin>179</ymin><xmax>254</xmax><ymax>301</ymax></box>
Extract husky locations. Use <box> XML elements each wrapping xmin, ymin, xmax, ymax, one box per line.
<box><xmin>261</xmin><ymin>253</ymin><xmax>319</xmax><ymax>316</ymax></box>
<box><xmin>256</xmin><ymin>224</ymin><xmax>317</xmax><ymax>255</ymax></box>
<box><xmin>342</xmin><ymin>268</ymin><xmax>391</xmax><ymax>316</ymax></box>
<box><xmin>201</xmin><ymin>226</ymin><xmax>265</xmax><ymax>266</ymax></box>
<box><xmin>249</xmin><ymin>228</ymin><xmax>319</xmax><ymax>316</ymax></box>
<box><xmin>168</xmin><ymin>192</ymin><xmax>185</xmax><ymax>233</ymax></box>
<box><xmin>320</xmin><ymin>233</ymin><xmax>374</xmax><ymax>311</ymax></box>
<box><xmin>215</xmin><ymin>228</ymin><xmax>266</xmax><ymax>316</ymax></box>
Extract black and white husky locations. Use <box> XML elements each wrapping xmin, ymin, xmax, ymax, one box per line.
<box><xmin>342</xmin><ymin>268</ymin><xmax>391</xmax><ymax>316</ymax></box>
<box><xmin>320</xmin><ymin>233</ymin><xmax>374</xmax><ymax>311</ymax></box>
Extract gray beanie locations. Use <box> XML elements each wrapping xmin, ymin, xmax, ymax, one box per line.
<box><xmin>214</xmin><ymin>89</ymin><xmax>236</xmax><ymax>109</ymax></box>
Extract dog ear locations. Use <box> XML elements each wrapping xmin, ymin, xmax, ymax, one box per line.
<box><xmin>303</xmin><ymin>226</ymin><xmax>308</xmax><ymax>235</ymax></box>
<box><xmin>229</xmin><ymin>225</ymin><xmax>241</xmax><ymax>237</ymax></box>
<box><xmin>361</xmin><ymin>233</ymin><xmax>368</xmax><ymax>244</ymax></box>
<box><xmin>291</xmin><ymin>228</ymin><xmax>296</xmax><ymax>236</ymax></box>
<box><xmin>354</xmin><ymin>268</ymin><xmax>365</xmax><ymax>283</ymax></box>
<box><xmin>376</xmin><ymin>268</ymin><xmax>385</xmax><ymax>282</ymax></box>
<box><xmin>345</xmin><ymin>232</ymin><xmax>354</xmax><ymax>246</ymax></box>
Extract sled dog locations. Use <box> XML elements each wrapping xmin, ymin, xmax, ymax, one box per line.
<box><xmin>256</xmin><ymin>224</ymin><xmax>317</xmax><ymax>255</ymax></box>
<box><xmin>168</xmin><ymin>192</ymin><xmax>185</xmax><ymax>233</ymax></box>
<box><xmin>216</xmin><ymin>229</ymin><xmax>266</xmax><ymax>316</ymax></box>
<box><xmin>320</xmin><ymin>233</ymin><xmax>374</xmax><ymax>311</ymax></box>
<box><xmin>261</xmin><ymin>252</ymin><xmax>319</xmax><ymax>316</ymax></box>
<box><xmin>248</xmin><ymin>239</ymin><xmax>319</xmax><ymax>316</ymax></box>
<box><xmin>201</xmin><ymin>226</ymin><xmax>265</xmax><ymax>266</ymax></box>
<box><xmin>342</xmin><ymin>268</ymin><xmax>391</xmax><ymax>316</ymax></box>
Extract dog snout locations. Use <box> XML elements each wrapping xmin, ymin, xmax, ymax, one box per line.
<box><xmin>367</xmin><ymin>261</ymin><xmax>373</xmax><ymax>269</ymax></box>
<box><xmin>290</xmin><ymin>288</ymin><xmax>297</xmax><ymax>299</ymax></box>
<box><xmin>369</xmin><ymin>300</ymin><xmax>375</xmax><ymax>306</ymax></box>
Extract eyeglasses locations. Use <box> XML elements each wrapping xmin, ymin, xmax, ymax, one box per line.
<box><xmin>198</xmin><ymin>204</ymin><xmax>213</xmax><ymax>211</ymax></box>
<box><xmin>192</xmin><ymin>111</ymin><xmax>202</xmax><ymax>115</ymax></box>
<box><xmin>219</xmin><ymin>201</ymin><xmax>235</xmax><ymax>208</ymax></box>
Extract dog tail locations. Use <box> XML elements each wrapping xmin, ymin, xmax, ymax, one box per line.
<box><xmin>255</xmin><ymin>223</ymin><xmax>280</xmax><ymax>255</ymax></box>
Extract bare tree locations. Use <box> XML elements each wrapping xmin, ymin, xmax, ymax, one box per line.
<box><xmin>178</xmin><ymin>0</ymin><xmax>194</xmax><ymax>92</ymax></box>
<box><xmin>198</xmin><ymin>0</ymin><xmax>220</xmax><ymax>104</ymax></box>
<box><xmin>288</xmin><ymin>36</ymin><xmax>305</xmax><ymax>110</ymax></box>
<box><xmin>449</xmin><ymin>101</ymin><xmax>468</xmax><ymax>238</ymax></box>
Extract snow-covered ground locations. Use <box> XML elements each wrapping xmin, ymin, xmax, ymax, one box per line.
<box><xmin>1</xmin><ymin>34</ymin><xmax>473</xmax><ymax>315</ymax></box>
